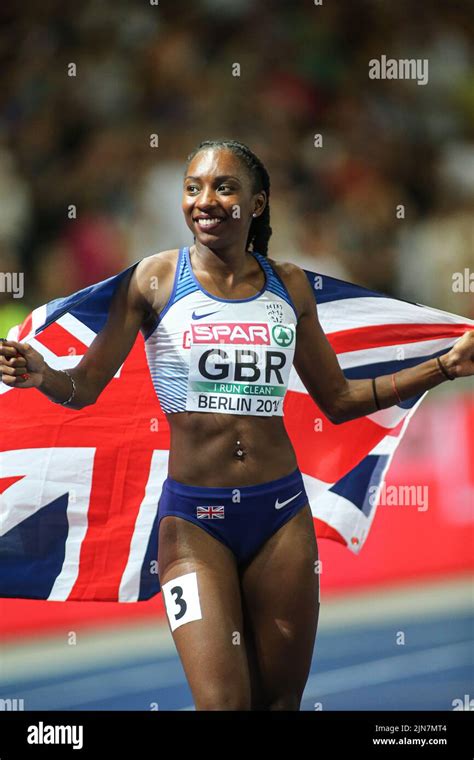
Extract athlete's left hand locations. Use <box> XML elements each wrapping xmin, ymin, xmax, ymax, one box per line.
<box><xmin>443</xmin><ymin>330</ymin><xmax>474</xmax><ymax>378</ymax></box>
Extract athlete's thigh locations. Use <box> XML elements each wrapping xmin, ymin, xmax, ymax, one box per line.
<box><xmin>239</xmin><ymin>504</ymin><xmax>320</xmax><ymax>707</ymax></box>
<box><xmin>158</xmin><ymin>515</ymin><xmax>251</xmax><ymax>709</ymax></box>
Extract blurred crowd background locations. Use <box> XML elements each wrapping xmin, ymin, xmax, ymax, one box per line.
<box><xmin>0</xmin><ymin>0</ymin><xmax>473</xmax><ymax>335</ymax></box>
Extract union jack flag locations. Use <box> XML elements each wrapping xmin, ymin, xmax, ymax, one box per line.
<box><xmin>1</xmin><ymin>258</ymin><xmax>472</xmax><ymax>601</ymax></box>
<box><xmin>196</xmin><ymin>506</ymin><xmax>226</xmax><ymax>519</ymax></box>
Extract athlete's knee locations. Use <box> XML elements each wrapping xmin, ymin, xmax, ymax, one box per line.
<box><xmin>265</xmin><ymin>692</ymin><xmax>301</xmax><ymax>711</ymax></box>
<box><xmin>195</xmin><ymin>686</ymin><xmax>251</xmax><ymax>711</ymax></box>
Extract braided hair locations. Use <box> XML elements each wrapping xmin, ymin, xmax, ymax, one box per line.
<box><xmin>185</xmin><ymin>139</ymin><xmax>272</xmax><ymax>257</ymax></box>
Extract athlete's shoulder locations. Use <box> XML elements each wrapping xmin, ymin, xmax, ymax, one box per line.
<box><xmin>132</xmin><ymin>249</ymin><xmax>181</xmax><ymax>313</ymax></box>
<box><xmin>136</xmin><ymin>248</ymin><xmax>180</xmax><ymax>275</ymax></box>
<box><xmin>266</xmin><ymin>257</ymin><xmax>305</xmax><ymax>281</ymax></box>
<box><xmin>265</xmin><ymin>257</ymin><xmax>313</xmax><ymax>320</ymax></box>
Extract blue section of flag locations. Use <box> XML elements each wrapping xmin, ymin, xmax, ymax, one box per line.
<box><xmin>303</xmin><ymin>268</ymin><xmax>420</xmax><ymax>307</ymax></box>
<box><xmin>0</xmin><ymin>493</ymin><xmax>70</xmax><ymax>600</ymax></box>
<box><xmin>43</xmin><ymin>262</ymin><xmax>140</xmax><ymax>336</ymax></box>
<box><xmin>329</xmin><ymin>454</ymin><xmax>390</xmax><ymax>517</ymax></box>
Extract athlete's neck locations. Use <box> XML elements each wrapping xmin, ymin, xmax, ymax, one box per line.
<box><xmin>190</xmin><ymin>243</ymin><xmax>253</xmax><ymax>280</ymax></box>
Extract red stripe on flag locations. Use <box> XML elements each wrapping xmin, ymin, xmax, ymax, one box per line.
<box><xmin>35</xmin><ymin>322</ymin><xmax>89</xmax><ymax>356</ymax></box>
<box><xmin>327</xmin><ymin>322</ymin><xmax>471</xmax><ymax>353</ymax></box>
<box><xmin>0</xmin><ymin>475</ymin><xmax>25</xmax><ymax>495</ymax></box>
<box><xmin>314</xmin><ymin>518</ymin><xmax>346</xmax><ymax>546</ymax></box>
<box><xmin>68</xmin><ymin>447</ymin><xmax>153</xmax><ymax>601</ymax></box>
<box><xmin>284</xmin><ymin>390</ymin><xmax>391</xmax><ymax>483</ymax></box>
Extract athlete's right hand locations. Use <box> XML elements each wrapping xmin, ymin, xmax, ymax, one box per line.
<box><xmin>0</xmin><ymin>339</ymin><xmax>46</xmax><ymax>389</ymax></box>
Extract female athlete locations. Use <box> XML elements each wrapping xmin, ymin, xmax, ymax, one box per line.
<box><xmin>1</xmin><ymin>139</ymin><xmax>473</xmax><ymax>710</ymax></box>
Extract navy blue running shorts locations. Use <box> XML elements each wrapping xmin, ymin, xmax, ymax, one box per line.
<box><xmin>157</xmin><ymin>467</ymin><xmax>310</xmax><ymax>567</ymax></box>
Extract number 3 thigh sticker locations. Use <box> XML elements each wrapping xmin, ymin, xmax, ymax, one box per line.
<box><xmin>162</xmin><ymin>571</ymin><xmax>202</xmax><ymax>632</ymax></box>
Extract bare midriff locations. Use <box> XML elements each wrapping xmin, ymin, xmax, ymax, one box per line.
<box><xmin>165</xmin><ymin>411</ymin><xmax>299</xmax><ymax>487</ymax></box>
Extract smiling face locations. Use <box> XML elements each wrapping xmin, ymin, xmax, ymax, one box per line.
<box><xmin>182</xmin><ymin>147</ymin><xmax>266</xmax><ymax>251</ymax></box>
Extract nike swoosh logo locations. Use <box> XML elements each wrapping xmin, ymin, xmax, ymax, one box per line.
<box><xmin>275</xmin><ymin>490</ymin><xmax>303</xmax><ymax>509</ymax></box>
<box><xmin>192</xmin><ymin>310</ymin><xmax>220</xmax><ymax>320</ymax></box>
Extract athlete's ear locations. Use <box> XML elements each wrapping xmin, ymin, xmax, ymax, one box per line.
<box><xmin>253</xmin><ymin>190</ymin><xmax>267</xmax><ymax>215</ymax></box>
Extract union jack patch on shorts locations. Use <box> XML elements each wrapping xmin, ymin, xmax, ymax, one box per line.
<box><xmin>196</xmin><ymin>506</ymin><xmax>225</xmax><ymax>519</ymax></box>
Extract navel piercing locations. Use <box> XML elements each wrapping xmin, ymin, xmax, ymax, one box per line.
<box><xmin>234</xmin><ymin>439</ymin><xmax>246</xmax><ymax>458</ymax></box>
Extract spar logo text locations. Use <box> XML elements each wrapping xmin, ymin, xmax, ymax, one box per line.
<box><xmin>184</xmin><ymin>322</ymin><xmax>270</xmax><ymax>348</ymax></box>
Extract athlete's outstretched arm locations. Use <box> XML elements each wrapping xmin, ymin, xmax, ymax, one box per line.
<box><xmin>291</xmin><ymin>266</ymin><xmax>474</xmax><ymax>424</ymax></box>
<box><xmin>0</xmin><ymin>259</ymin><xmax>154</xmax><ymax>409</ymax></box>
